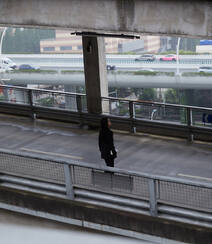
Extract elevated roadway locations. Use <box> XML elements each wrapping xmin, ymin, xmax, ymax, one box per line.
<box><xmin>3</xmin><ymin>54</ymin><xmax>212</xmax><ymax>73</ymax></box>
<box><xmin>0</xmin><ymin>111</ymin><xmax>212</xmax><ymax>243</ymax></box>
<box><xmin>2</xmin><ymin>72</ymin><xmax>212</xmax><ymax>89</ymax></box>
<box><xmin>0</xmin><ymin>113</ymin><xmax>212</xmax><ymax>182</ymax></box>
<box><xmin>1</xmin><ymin>0</ymin><xmax>212</xmax><ymax>242</ymax></box>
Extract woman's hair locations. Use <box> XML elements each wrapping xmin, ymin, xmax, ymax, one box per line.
<box><xmin>100</xmin><ymin>117</ymin><xmax>108</xmax><ymax>131</ymax></box>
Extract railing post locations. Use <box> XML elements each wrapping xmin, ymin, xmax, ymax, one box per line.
<box><xmin>187</xmin><ymin>107</ymin><xmax>193</xmax><ymax>142</ymax></box>
<box><xmin>148</xmin><ymin>179</ymin><xmax>158</xmax><ymax>217</ymax></box>
<box><xmin>64</xmin><ymin>164</ymin><xmax>74</xmax><ymax>200</ymax></box>
<box><xmin>76</xmin><ymin>95</ymin><xmax>82</xmax><ymax>113</ymax></box>
<box><xmin>28</xmin><ymin>89</ymin><xmax>35</xmax><ymax>120</ymax></box>
<box><xmin>76</xmin><ymin>95</ymin><xmax>84</xmax><ymax>127</ymax></box>
<box><xmin>129</xmin><ymin>101</ymin><xmax>136</xmax><ymax>133</ymax></box>
<box><xmin>109</xmin><ymin>99</ymin><xmax>112</xmax><ymax>115</ymax></box>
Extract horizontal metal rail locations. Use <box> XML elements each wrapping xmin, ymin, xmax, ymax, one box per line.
<box><xmin>1</xmin><ymin>148</ymin><xmax>212</xmax><ymax>227</ymax></box>
<box><xmin>0</xmin><ymin>85</ymin><xmax>212</xmax><ymax>142</ymax></box>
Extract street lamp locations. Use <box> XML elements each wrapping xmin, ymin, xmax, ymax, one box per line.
<box><xmin>176</xmin><ymin>37</ymin><xmax>181</xmax><ymax>76</ymax></box>
<box><xmin>0</xmin><ymin>27</ymin><xmax>7</xmax><ymax>55</ymax></box>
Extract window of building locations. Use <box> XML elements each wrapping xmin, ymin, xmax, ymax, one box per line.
<box><xmin>60</xmin><ymin>46</ymin><xmax>72</xmax><ymax>51</ymax></box>
<box><xmin>43</xmin><ymin>47</ymin><xmax>55</xmax><ymax>52</ymax></box>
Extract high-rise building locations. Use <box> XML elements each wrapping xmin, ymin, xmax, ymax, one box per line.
<box><xmin>143</xmin><ymin>36</ymin><xmax>160</xmax><ymax>53</ymax></box>
<box><xmin>40</xmin><ymin>30</ymin><xmax>160</xmax><ymax>54</ymax></box>
<box><xmin>40</xmin><ymin>30</ymin><xmax>82</xmax><ymax>53</ymax></box>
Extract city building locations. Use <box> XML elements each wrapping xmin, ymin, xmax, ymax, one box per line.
<box><xmin>143</xmin><ymin>36</ymin><xmax>160</xmax><ymax>53</ymax></box>
<box><xmin>40</xmin><ymin>30</ymin><xmax>82</xmax><ymax>53</ymax></box>
<box><xmin>196</xmin><ymin>40</ymin><xmax>212</xmax><ymax>54</ymax></box>
<box><xmin>40</xmin><ymin>30</ymin><xmax>161</xmax><ymax>54</ymax></box>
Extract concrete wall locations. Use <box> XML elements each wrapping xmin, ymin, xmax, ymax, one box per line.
<box><xmin>0</xmin><ymin>0</ymin><xmax>212</xmax><ymax>38</ymax></box>
<box><xmin>0</xmin><ymin>186</ymin><xmax>212</xmax><ymax>244</ymax></box>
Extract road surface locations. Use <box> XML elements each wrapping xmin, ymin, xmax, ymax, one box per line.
<box><xmin>0</xmin><ymin>114</ymin><xmax>212</xmax><ymax>183</ymax></box>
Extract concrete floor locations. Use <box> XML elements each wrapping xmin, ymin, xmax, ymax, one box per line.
<box><xmin>1</xmin><ymin>113</ymin><xmax>212</xmax><ymax>183</ymax></box>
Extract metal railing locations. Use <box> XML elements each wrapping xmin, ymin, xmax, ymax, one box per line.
<box><xmin>0</xmin><ymin>85</ymin><xmax>87</xmax><ymax>112</ymax></box>
<box><xmin>102</xmin><ymin>96</ymin><xmax>212</xmax><ymax>131</ymax></box>
<box><xmin>1</xmin><ymin>85</ymin><xmax>212</xmax><ymax>141</ymax></box>
<box><xmin>0</xmin><ymin>148</ymin><xmax>212</xmax><ymax>224</ymax></box>
<box><xmin>45</xmin><ymin>56</ymin><xmax>212</xmax><ymax>65</ymax></box>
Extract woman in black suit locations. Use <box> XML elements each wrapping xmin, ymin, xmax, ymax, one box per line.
<box><xmin>98</xmin><ymin>117</ymin><xmax>117</xmax><ymax>167</ymax></box>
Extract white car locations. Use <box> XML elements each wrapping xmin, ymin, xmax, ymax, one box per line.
<box><xmin>0</xmin><ymin>67</ymin><xmax>14</xmax><ymax>73</ymax></box>
<box><xmin>198</xmin><ymin>66</ymin><xmax>212</xmax><ymax>73</ymax></box>
<box><xmin>0</xmin><ymin>57</ymin><xmax>16</xmax><ymax>70</ymax></box>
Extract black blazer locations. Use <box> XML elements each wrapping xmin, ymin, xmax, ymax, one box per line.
<box><xmin>98</xmin><ymin>129</ymin><xmax>116</xmax><ymax>159</ymax></box>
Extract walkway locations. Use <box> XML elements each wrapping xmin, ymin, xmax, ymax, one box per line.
<box><xmin>1</xmin><ymin>113</ymin><xmax>212</xmax><ymax>183</ymax></box>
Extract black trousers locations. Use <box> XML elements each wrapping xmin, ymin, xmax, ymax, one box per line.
<box><xmin>104</xmin><ymin>157</ymin><xmax>114</xmax><ymax>167</ymax></box>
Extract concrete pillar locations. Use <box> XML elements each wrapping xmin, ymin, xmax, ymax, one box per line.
<box><xmin>82</xmin><ymin>36</ymin><xmax>108</xmax><ymax>114</ymax></box>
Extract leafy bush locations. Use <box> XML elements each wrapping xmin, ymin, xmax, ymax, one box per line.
<box><xmin>159</xmin><ymin>50</ymin><xmax>197</xmax><ymax>55</ymax></box>
<box><xmin>0</xmin><ymin>95</ymin><xmax>6</xmax><ymax>101</ymax></box>
<box><xmin>11</xmin><ymin>70</ymin><xmax>57</xmax><ymax>74</ymax></box>
<box><xmin>37</xmin><ymin>97</ymin><xmax>54</xmax><ymax>106</ymax></box>
<box><xmin>182</xmin><ymin>72</ymin><xmax>212</xmax><ymax>77</ymax></box>
<box><xmin>61</xmin><ymin>70</ymin><xmax>84</xmax><ymax>74</ymax></box>
<box><xmin>134</xmin><ymin>71</ymin><xmax>157</xmax><ymax>76</ymax></box>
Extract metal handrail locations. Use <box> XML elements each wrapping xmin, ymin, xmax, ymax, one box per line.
<box><xmin>1</xmin><ymin>84</ymin><xmax>212</xmax><ymax>113</ymax></box>
<box><xmin>1</xmin><ymin>148</ymin><xmax>212</xmax><ymax>190</ymax></box>
<box><xmin>0</xmin><ymin>84</ymin><xmax>86</xmax><ymax>97</ymax></box>
<box><xmin>1</xmin><ymin>84</ymin><xmax>212</xmax><ymax>144</ymax></box>
<box><xmin>102</xmin><ymin>96</ymin><xmax>212</xmax><ymax>112</ymax></box>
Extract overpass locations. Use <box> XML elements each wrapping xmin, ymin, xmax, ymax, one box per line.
<box><xmin>3</xmin><ymin>72</ymin><xmax>212</xmax><ymax>89</ymax></box>
<box><xmin>1</xmin><ymin>0</ymin><xmax>212</xmax><ymax>243</ymax></box>
<box><xmin>0</xmin><ymin>0</ymin><xmax>212</xmax><ymax>38</ymax></box>
<box><xmin>0</xmin><ymin>107</ymin><xmax>212</xmax><ymax>243</ymax></box>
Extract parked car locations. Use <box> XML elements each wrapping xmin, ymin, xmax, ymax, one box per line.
<box><xmin>135</xmin><ymin>54</ymin><xmax>156</xmax><ymax>62</ymax></box>
<box><xmin>19</xmin><ymin>64</ymin><xmax>40</xmax><ymax>70</ymax></box>
<box><xmin>160</xmin><ymin>54</ymin><xmax>177</xmax><ymax>61</ymax></box>
<box><xmin>198</xmin><ymin>66</ymin><xmax>212</xmax><ymax>73</ymax></box>
<box><xmin>106</xmin><ymin>65</ymin><xmax>116</xmax><ymax>71</ymax></box>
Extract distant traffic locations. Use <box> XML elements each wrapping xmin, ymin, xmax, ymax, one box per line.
<box><xmin>1</xmin><ymin>54</ymin><xmax>212</xmax><ymax>74</ymax></box>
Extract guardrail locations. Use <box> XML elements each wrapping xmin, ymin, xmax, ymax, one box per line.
<box><xmin>0</xmin><ymin>85</ymin><xmax>212</xmax><ymax>141</ymax></box>
<box><xmin>102</xmin><ymin>96</ymin><xmax>212</xmax><ymax>141</ymax></box>
<box><xmin>0</xmin><ymin>148</ymin><xmax>212</xmax><ymax>228</ymax></box>
<box><xmin>108</xmin><ymin>58</ymin><xmax>212</xmax><ymax>65</ymax></box>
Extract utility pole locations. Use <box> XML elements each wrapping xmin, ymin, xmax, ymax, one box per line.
<box><xmin>176</xmin><ymin>37</ymin><xmax>181</xmax><ymax>76</ymax></box>
<box><xmin>0</xmin><ymin>27</ymin><xmax>7</xmax><ymax>55</ymax></box>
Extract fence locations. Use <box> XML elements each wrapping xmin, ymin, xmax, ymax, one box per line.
<box><xmin>0</xmin><ymin>148</ymin><xmax>212</xmax><ymax>222</ymax></box>
<box><xmin>0</xmin><ymin>85</ymin><xmax>87</xmax><ymax>112</ymax></box>
<box><xmin>52</xmin><ymin>56</ymin><xmax>212</xmax><ymax>65</ymax></box>
<box><xmin>102</xmin><ymin>96</ymin><xmax>212</xmax><ymax>128</ymax></box>
<box><xmin>1</xmin><ymin>85</ymin><xmax>212</xmax><ymax>141</ymax></box>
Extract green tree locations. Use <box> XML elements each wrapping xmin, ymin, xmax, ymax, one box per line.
<box><xmin>2</xmin><ymin>28</ymin><xmax>15</xmax><ymax>53</ymax></box>
<box><xmin>165</xmin><ymin>89</ymin><xmax>179</xmax><ymax>104</ymax></box>
<box><xmin>180</xmin><ymin>38</ymin><xmax>200</xmax><ymax>51</ymax></box>
<box><xmin>1</xmin><ymin>28</ymin><xmax>55</xmax><ymax>54</ymax></box>
<box><xmin>186</xmin><ymin>90</ymin><xmax>212</xmax><ymax>107</ymax></box>
<box><xmin>139</xmin><ymin>88</ymin><xmax>157</xmax><ymax>101</ymax></box>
